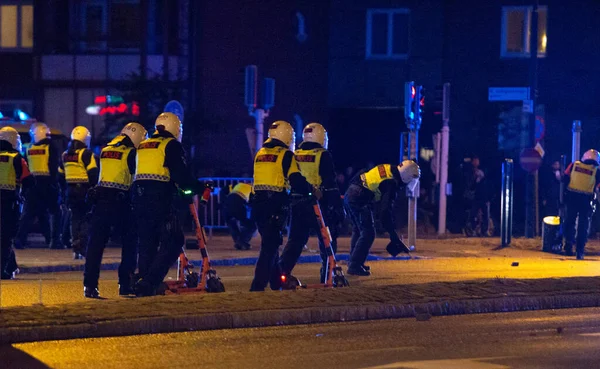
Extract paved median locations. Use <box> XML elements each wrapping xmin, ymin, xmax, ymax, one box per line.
<box><xmin>2</xmin><ymin>276</ymin><xmax>600</xmax><ymax>344</ymax></box>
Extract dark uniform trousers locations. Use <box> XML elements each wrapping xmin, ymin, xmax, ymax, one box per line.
<box><xmin>250</xmin><ymin>191</ymin><xmax>288</xmax><ymax>291</ymax></box>
<box><xmin>83</xmin><ymin>189</ymin><xmax>137</xmax><ymax>288</ymax></box>
<box><xmin>1</xmin><ymin>191</ymin><xmax>19</xmax><ymax>276</ymax></box>
<box><xmin>344</xmin><ymin>184</ymin><xmax>376</xmax><ymax>269</ymax></box>
<box><xmin>224</xmin><ymin>193</ymin><xmax>256</xmax><ymax>247</ymax></box>
<box><xmin>132</xmin><ymin>185</ymin><xmax>184</xmax><ymax>290</ymax></box>
<box><xmin>65</xmin><ymin>184</ymin><xmax>91</xmax><ymax>255</ymax></box>
<box><xmin>16</xmin><ymin>181</ymin><xmax>61</xmax><ymax>246</ymax></box>
<box><xmin>564</xmin><ymin>192</ymin><xmax>594</xmax><ymax>254</ymax></box>
<box><xmin>279</xmin><ymin>197</ymin><xmax>339</xmax><ymax>283</ymax></box>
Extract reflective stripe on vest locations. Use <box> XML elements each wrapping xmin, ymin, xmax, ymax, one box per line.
<box><xmin>294</xmin><ymin>148</ymin><xmax>324</xmax><ymax>187</ymax></box>
<box><xmin>568</xmin><ymin>161</ymin><xmax>597</xmax><ymax>194</ymax></box>
<box><xmin>27</xmin><ymin>143</ymin><xmax>50</xmax><ymax>176</ymax></box>
<box><xmin>98</xmin><ymin>136</ymin><xmax>133</xmax><ymax>190</ymax></box>
<box><xmin>63</xmin><ymin>149</ymin><xmax>89</xmax><ymax>184</ymax></box>
<box><xmin>231</xmin><ymin>182</ymin><xmax>253</xmax><ymax>202</ymax></box>
<box><xmin>0</xmin><ymin>151</ymin><xmax>17</xmax><ymax>190</ymax></box>
<box><xmin>360</xmin><ymin>164</ymin><xmax>394</xmax><ymax>201</ymax></box>
<box><xmin>135</xmin><ymin>137</ymin><xmax>172</xmax><ymax>182</ymax></box>
<box><xmin>253</xmin><ymin>146</ymin><xmax>289</xmax><ymax>192</ymax></box>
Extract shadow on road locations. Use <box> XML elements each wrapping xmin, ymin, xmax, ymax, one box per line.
<box><xmin>0</xmin><ymin>345</ymin><xmax>50</xmax><ymax>368</ymax></box>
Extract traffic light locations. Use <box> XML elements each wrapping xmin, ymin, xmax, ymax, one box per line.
<box><xmin>415</xmin><ymin>85</ymin><xmax>424</xmax><ymax>126</ymax></box>
<box><xmin>404</xmin><ymin>81</ymin><xmax>415</xmax><ymax>124</ymax></box>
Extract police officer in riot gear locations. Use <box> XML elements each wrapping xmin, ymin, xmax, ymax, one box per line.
<box><xmin>250</xmin><ymin>120</ymin><xmax>313</xmax><ymax>292</ymax></box>
<box><xmin>344</xmin><ymin>160</ymin><xmax>420</xmax><ymax>275</ymax></box>
<box><xmin>132</xmin><ymin>112</ymin><xmax>199</xmax><ymax>297</ymax></box>
<box><xmin>83</xmin><ymin>123</ymin><xmax>147</xmax><ymax>299</ymax></box>
<box><xmin>562</xmin><ymin>149</ymin><xmax>600</xmax><ymax>259</ymax></box>
<box><xmin>279</xmin><ymin>123</ymin><xmax>344</xmax><ymax>283</ymax></box>
<box><xmin>0</xmin><ymin>127</ymin><xmax>34</xmax><ymax>279</ymax></box>
<box><xmin>59</xmin><ymin>126</ymin><xmax>99</xmax><ymax>259</ymax></box>
<box><xmin>15</xmin><ymin>123</ymin><xmax>63</xmax><ymax>249</ymax></box>
<box><xmin>223</xmin><ymin>182</ymin><xmax>256</xmax><ymax>250</ymax></box>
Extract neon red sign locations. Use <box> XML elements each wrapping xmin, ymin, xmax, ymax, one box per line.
<box><xmin>97</xmin><ymin>101</ymin><xmax>140</xmax><ymax>116</ymax></box>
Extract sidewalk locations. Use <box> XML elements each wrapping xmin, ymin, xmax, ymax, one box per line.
<box><xmin>13</xmin><ymin>234</ymin><xmax>587</xmax><ymax>274</ymax></box>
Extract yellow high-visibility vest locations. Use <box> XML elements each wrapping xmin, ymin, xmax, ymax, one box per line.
<box><xmin>253</xmin><ymin>146</ymin><xmax>299</xmax><ymax>192</ymax></box>
<box><xmin>135</xmin><ymin>137</ymin><xmax>173</xmax><ymax>182</ymax></box>
<box><xmin>98</xmin><ymin>136</ymin><xmax>134</xmax><ymax>190</ymax></box>
<box><xmin>360</xmin><ymin>164</ymin><xmax>394</xmax><ymax>201</ymax></box>
<box><xmin>231</xmin><ymin>182</ymin><xmax>253</xmax><ymax>202</ymax></box>
<box><xmin>294</xmin><ymin>148</ymin><xmax>324</xmax><ymax>187</ymax></box>
<box><xmin>27</xmin><ymin>143</ymin><xmax>50</xmax><ymax>176</ymax></box>
<box><xmin>0</xmin><ymin>151</ymin><xmax>18</xmax><ymax>190</ymax></box>
<box><xmin>63</xmin><ymin>149</ymin><xmax>95</xmax><ymax>184</ymax></box>
<box><xmin>568</xmin><ymin>161</ymin><xmax>597</xmax><ymax>194</ymax></box>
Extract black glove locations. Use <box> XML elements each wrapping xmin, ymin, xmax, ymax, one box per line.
<box><xmin>389</xmin><ymin>231</ymin><xmax>401</xmax><ymax>245</ymax></box>
<box><xmin>386</xmin><ymin>239</ymin><xmax>411</xmax><ymax>257</ymax></box>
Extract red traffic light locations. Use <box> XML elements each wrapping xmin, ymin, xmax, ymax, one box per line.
<box><xmin>411</xmin><ymin>86</ymin><xmax>416</xmax><ymax>98</ymax></box>
<box><xmin>420</xmin><ymin>96</ymin><xmax>425</xmax><ymax>107</ymax></box>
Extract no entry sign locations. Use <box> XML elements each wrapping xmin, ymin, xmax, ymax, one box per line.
<box><xmin>520</xmin><ymin>148</ymin><xmax>542</xmax><ymax>172</ymax></box>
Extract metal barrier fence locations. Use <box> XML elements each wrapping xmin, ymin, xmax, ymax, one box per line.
<box><xmin>198</xmin><ymin>177</ymin><xmax>253</xmax><ymax>237</ymax></box>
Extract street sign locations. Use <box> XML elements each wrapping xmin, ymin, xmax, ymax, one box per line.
<box><xmin>535</xmin><ymin>115</ymin><xmax>545</xmax><ymax>142</ymax></box>
<box><xmin>164</xmin><ymin>100</ymin><xmax>184</xmax><ymax>124</ymax></box>
<box><xmin>523</xmin><ymin>99</ymin><xmax>533</xmax><ymax>113</ymax></box>
<box><xmin>520</xmin><ymin>148</ymin><xmax>542</xmax><ymax>172</ymax></box>
<box><xmin>534</xmin><ymin>142</ymin><xmax>545</xmax><ymax>158</ymax></box>
<box><xmin>488</xmin><ymin>87</ymin><xmax>530</xmax><ymax>101</ymax></box>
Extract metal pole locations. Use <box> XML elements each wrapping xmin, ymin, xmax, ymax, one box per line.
<box><xmin>252</xmin><ymin>108</ymin><xmax>268</xmax><ymax>157</ymax></box>
<box><xmin>407</xmin><ymin>129</ymin><xmax>418</xmax><ymax>249</ymax></box>
<box><xmin>535</xmin><ymin>169</ymin><xmax>540</xmax><ymax>236</ymax></box>
<box><xmin>525</xmin><ymin>2</ymin><xmax>539</xmax><ymax>239</ymax></box>
<box><xmin>438</xmin><ymin>83</ymin><xmax>450</xmax><ymax>235</ymax></box>
<box><xmin>572</xmin><ymin>120</ymin><xmax>582</xmax><ymax>162</ymax></box>
<box><xmin>501</xmin><ymin>159</ymin><xmax>514</xmax><ymax>247</ymax></box>
<box><xmin>559</xmin><ymin>154</ymin><xmax>567</xmax><ymax>236</ymax></box>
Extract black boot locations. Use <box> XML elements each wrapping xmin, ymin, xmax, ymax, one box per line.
<box><xmin>119</xmin><ymin>283</ymin><xmax>135</xmax><ymax>296</ymax></box>
<box><xmin>347</xmin><ymin>264</ymin><xmax>371</xmax><ymax>276</ymax></box>
<box><xmin>133</xmin><ymin>280</ymin><xmax>156</xmax><ymax>297</ymax></box>
<box><xmin>84</xmin><ymin>286</ymin><xmax>101</xmax><ymax>299</ymax></box>
<box><xmin>564</xmin><ymin>245</ymin><xmax>574</xmax><ymax>256</ymax></box>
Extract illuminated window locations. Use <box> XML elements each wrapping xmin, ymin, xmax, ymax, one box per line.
<box><xmin>0</xmin><ymin>3</ymin><xmax>33</xmax><ymax>50</ymax></box>
<box><xmin>366</xmin><ymin>9</ymin><xmax>409</xmax><ymax>59</ymax></box>
<box><xmin>501</xmin><ymin>6</ymin><xmax>547</xmax><ymax>58</ymax></box>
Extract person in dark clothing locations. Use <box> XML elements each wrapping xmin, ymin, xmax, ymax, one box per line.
<box><xmin>58</xmin><ymin>126</ymin><xmax>99</xmax><ymax>259</ymax></box>
<box><xmin>250</xmin><ymin>120</ymin><xmax>313</xmax><ymax>292</ymax></box>
<box><xmin>279</xmin><ymin>123</ymin><xmax>345</xmax><ymax>284</ymax></box>
<box><xmin>223</xmin><ymin>182</ymin><xmax>256</xmax><ymax>250</ymax></box>
<box><xmin>0</xmin><ymin>127</ymin><xmax>34</xmax><ymax>279</ymax></box>
<box><xmin>463</xmin><ymin>156</ymin><xmax>488</xmax><ymax>236</ymax></box>
<box><xmin>562</xmin><ymin>149</ymin><xmax>600</xmax><ymax>259</ymax></box>
<box><xmin>542</xmin><ymin>160</ymin><xmax>562</xmax><ymax>217</ymax></box>
<box><xmin>132</xmin><ymin>112</ymin><xmax>200</xmax><ymax>297</ymax></box>
<box><xmin>83</xmin><ymin>123</ymin><xmax>147</xmax><ymax>299</ymax></box>
<box><xmin>344</xmin><ymin>161</ymin><xmax>420</xmax><ymax>275</ymax></box>
<box><xmin>15</xmin><ymin>123</ymin><xmax>63</xmax><ymax>249</ymax></box>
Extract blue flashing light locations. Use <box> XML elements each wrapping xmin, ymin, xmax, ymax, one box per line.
<box><xmin>17</xmin><ymin>110</ymin><xmax>29</xmax><ymax>121</ymax></box>
<box><xmin>0</xmin><ymin>112</ymin><xmax>3</xmax><ymax>118</ymax></box>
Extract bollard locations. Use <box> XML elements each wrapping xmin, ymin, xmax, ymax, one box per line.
<box><xmin>501</xmin><ymin>159</ymin><xmax>514</xmax><ymax>247</ymax></box>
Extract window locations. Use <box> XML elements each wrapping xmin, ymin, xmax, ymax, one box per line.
<box><xmin>501</xmin><ymin>6</ymin><xmax>547</xmax><ymax>58</ymax></box>
<box><xmin>366</xmin><ymin>9</ymin><xmax>409</xmax><ymax>59</ymax></box>
<box><xmin>0</xmin><ymin>3</ymin><xmax>33</xmax><ymax>50</ymax></box>
<box><xmin>77</xmin><ymin>0</ymin><xmax>141</xmax><ymax>51</ymax></box>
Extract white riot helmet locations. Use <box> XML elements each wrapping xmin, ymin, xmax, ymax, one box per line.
<box><xmin>121</xmin><ymin>122</ymin><xmax>148</xmax><ymax>148</ymax></box>
<box><xmin>155</xmin><ymin>112</ymin><xmax>182</xmax><ymax>142</ymax></box>
<box><xmin>398</xmin><ymin>160</ymin><xmax>421</xmax><ymax>191</ymax></box>
<box><xmin>29</xmin><ymin>123</ymin><xmax>50</xmax><ymax>144</ymax></box>
<box><xmin>0</xmin><ymin>127</ymin><xmax>22</xmax><ymax>152</ymax></box>
<box><xmin>581</xmin><ymin>149</ymin><xmax>600</xmax><ymax>165</ymax></box>
<box><xmin>268</xmin><ymin>120</ymin><xmax>295</xmax><ymax>150</ymax></box>
<box><xmin>302</xmin><ymin>122</ymin><xmax>328</xmax><ymax>149</ymax></box>
<box><xmin>71</xmin><ymin>126</ymin><xmax>91</xmax><ymax>147</ymax></box>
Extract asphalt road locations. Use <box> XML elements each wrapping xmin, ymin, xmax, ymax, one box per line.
<box><xmin>1</xmin><ymin>256</ymin><xmax>599</xmax><ymax>307</ymax></box>
<box><xmin>4</xmin><ymin>307</ymin><xmax>600</xmax><ymax>368</ymax></box>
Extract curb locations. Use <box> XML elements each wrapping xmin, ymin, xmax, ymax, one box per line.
<box><xmin>3</xmin><ymin>292</ymin><xmax>600</xmax><ymax>345</ymax></box>
<box><xmin>18</xmin><ymin>253</ymin><xmax>424</xmax><ymax>274</ymax></box>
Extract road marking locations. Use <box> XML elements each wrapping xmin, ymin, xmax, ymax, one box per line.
<box><xmin>579</xmin><ymin>333</ymin><xmax>600</xmax><ymax>337</ymax></box>
<box><xmin>363</xmin><ymin>357</ymin><xmax>512</xmax><ymax>369</ymax></box>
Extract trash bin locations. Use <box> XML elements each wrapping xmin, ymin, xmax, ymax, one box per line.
<box><xmin>542</xmin><ymin>216</ymin><xmax>562</xmax><ymax>253</ymax></box>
